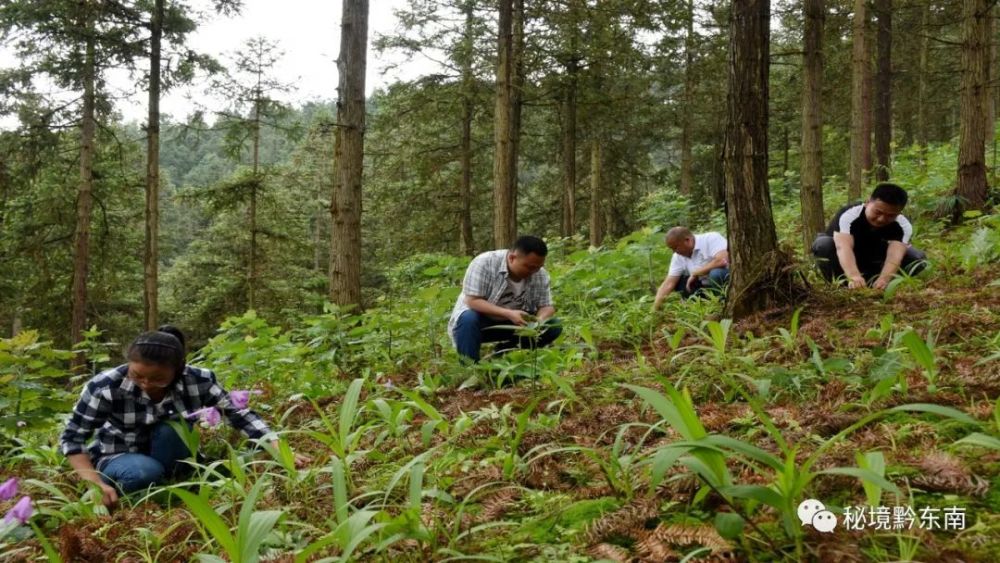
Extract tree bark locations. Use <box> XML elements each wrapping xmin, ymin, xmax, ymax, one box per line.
<box><xmin>988</xmin><ymin>3</ymin><xmax>996</xmax><ymax>160</ymax></box>
<box><xmin>849</xmin><ymin>0</ymin><xmax>868</xmax><ymax>200</ymax></box>
<box><xmin>589</xmin><ymin>138</ymin><xmax>603</xmax><ymax>247</ymax></box>
<box><xmin>917</xmin><ymin>1</ymin><xmax>929</xmax><ymax>149</ymax></box>
<box><xmin>679</xmin><ymin>0</ymin><xmax>695</xmax><ymax>197</ymax></box>
<box><xmin>954</xmin><ymin>0</ymin><xmax>991</xmax><ymax>220</ymax></box>
<box><xmin>459</xmin><ymin>0</ymin><xmax>475</xmax><ymax>255</ymax></box>
<box><xmin>862</xmin><ymin>26</ymin><xmax>873</xmax><ymax>175</ymax></box>
<box><xmin>71</xmin><ymin>12</ymin><xmax>96</xmax><ymax>362</ymax></box>
<box><xmin>493</xmin><ymin>0</ymin><xmax>517</xmax><ymax>248</ymax></box>
<box><xmin>874</xmin><ymin>0</ymin><xmax>892</xmax><ymax>181</ymax></box>
<box><xmin>143</xmin><ymin>0</ymin><xmax>162</xmax><ymax>330</ymax></box>
<box><xmin>510</xmin><ymin>0</ymin><xmax>523</xmax><ymax>228</ymax></box>
<box><xmin>329</xmin><ymin>0</ymin><xmax>369</xmax><ymax>307</ymax></box>
<box><xmin>724</xmin><ymin>0</ymin><xmax>791</xmax><ymax>319</ymax></box>
<box><xmin>800</xmin><ymin>0</ymin><xmax>825</xmax><ymax>255</ymax></box>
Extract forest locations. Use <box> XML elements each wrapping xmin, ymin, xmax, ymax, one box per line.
<box><xmin>1</xmin><ymin>0</ymin><xmax>999</xmax><ymax>561</ymax></box>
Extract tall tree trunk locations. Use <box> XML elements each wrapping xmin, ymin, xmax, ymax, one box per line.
<box><xmin>71</xmin><ymin>15</ymin><xmax>96</xmax><ymax>363</ymax></box>
<box><xmin>493</xmin><ymin>0</ymin><xmax>517</xmax><ymax>247</ymax></box>
<box><xmin>329</xmin><ymin>0</ymin><xmax>369</xmax><ymax>307</ymax></box>
<box><xmin>143</xmin><ymin>0</ymin><xmax>163</xmax><ymax>330</ymax></box>
<box><xmin>955</xmin><ymin>0</ymin><xmax>991</xmax><ymax>220</ymax></box>
<box><xmin>862</xmin><ymin>27</ymin><xmax>873</xmax><ymax>175</ymax></box>
<box><xmin>917</xmin><ymin>1</ymin><xmax>929</xmax><ymax>149</ymax></box>
<box><xmin>561</xmin><ymin>62</ymin><xmax>578</xmax><ymax>237</ymax></box>
<box><xmin>800</xmin><ymin>0</ymin><xmax>825</xmax><ymax>255</ymax></box>
<box><xmin>589</xmin><ymin>138</ymin><xmax>603</xmax><ymax>246</ymax></box>
<box><xmin>989</xmin><ymin>4</ymin><xmax>997</xmax><ymax>163</ymax></box>
<box><xmin>874</xmin><ymin>0</ymin><xmax>892</xmax><ymax>181</ymax></box>
<box><xmin>724</xmin><ymin>0</ymin><xmax>791</xmax><ymax>318</ymax></box>
<box><xmin>849</xmin><ymin>0</ymin><xmax>868</xmax><ymax>200</ymax></box>
<box><xmin>510</xmin><ymin>0</ymin><xmax>523</xmax><ymax>230</ymax></box>
<box><xmin>679</xmin><ymin>0</ymin><xmax>695</xmax><ymax>197</ymax></box>
<box><xmin>459</xmin><ymin>0</ymin><xmax>475</xmax><ymax>255</ymax></box>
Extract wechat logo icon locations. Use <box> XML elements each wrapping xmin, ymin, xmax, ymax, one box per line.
<box><xmin>798</xmin><ymin>499</ymin><xmax>837</xmax><ymax>533</ymax></box>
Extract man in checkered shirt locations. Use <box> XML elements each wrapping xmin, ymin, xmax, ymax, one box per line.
<box><xmin>448</xmin><ymin>235</ymin><xmax>562</xmax><ymax>362</ymax></box>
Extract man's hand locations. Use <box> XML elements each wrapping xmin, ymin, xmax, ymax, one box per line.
<box><xmin>652</xmin><ymin>296</ymin><xmax>675</xmax><ymax>313</ymax></box>
<box><xmin>506</xmin><ymin>309</ymin><xmax>529</xmax><ymax>326</ymax></box>
<box><xmin>833</xmin><ymin>232</ymin><xmax>865</xmax><ymax>289</ymax></box>
<box><xmin>685</xmin><ymin>275</ymin><xmax>700</xmax><ymax>292</ymax></box>
<box><xmin>654</xmin><ymin>275</ymin><xmax>681</xmax><ymax>311</ymax></box>
<box><xmin>535</xmin><ymin>306</ymin><xmax>555</xmax><ymax>324</ymax></box>
<box><xmin>876</xmin><ymin>243</ymin><xmax>906</xmax><ymax>288</ymax></box>
<box><xmin>293</xmin><ymin>452</ymin><xmax>312</xmax><ymax>469</ymax></box>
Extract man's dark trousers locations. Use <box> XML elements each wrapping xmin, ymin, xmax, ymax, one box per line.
<box><xmin>674</xmin><ymin>267</ymin><xmax>729</xmax><ymax>299</ymax></box>
<box><xmin>811</xmin><ymin>234</ymin><xmax>927</xmax><ymax>282</ymax></box>
<box><xmin>453</xmin><ymin>310</ymin><xmax>562</xmax><ymax>363</ymax></box>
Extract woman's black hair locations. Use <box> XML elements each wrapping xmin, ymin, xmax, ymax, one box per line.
<box><xmin>156</xmin><ymin>324</ymin><xmax>186</xmax><ymax>351</ymax></box>
<box><xmin>127</xmin><ymin>325</ymin><xmax>187</xmax><ymax>377</ymax></box>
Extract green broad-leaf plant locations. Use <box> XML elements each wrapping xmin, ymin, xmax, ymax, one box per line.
<box><xmin>626</xmin><ymin>379</ymin><xmax>981</xmax><ymax>558</ymax></box>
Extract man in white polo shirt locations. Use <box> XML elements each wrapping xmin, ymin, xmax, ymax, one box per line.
<box><xmin>652</xmin><ymin>227</ymin><xmax>729</xmax><ymax>310</ymax></box>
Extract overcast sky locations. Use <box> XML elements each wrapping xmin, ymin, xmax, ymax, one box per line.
<box><xmin>0</xmin><ymin>0</ymin><xmax>442</xmax><ymax>125</ymax></box>
<box><xmin>112</xmin><ymin>0</ymin><xmax>442</xmax><ymax>122</ymax></box>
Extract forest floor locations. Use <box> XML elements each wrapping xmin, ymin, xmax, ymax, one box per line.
<box><xmin>3</xmin><ymin>260</ymin><xmax>1000</xmax><ymax>562</ymax></box>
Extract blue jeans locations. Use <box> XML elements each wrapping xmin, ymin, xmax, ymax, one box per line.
<box><xmin>676</xmin><ymin>267</ymin><xmax>729</xmax><ymax>299</ymax></box>
<box><xmin>96</xmin><ymin>421</ymin><xmax>192</xmax><ymax>494</ymax></box>
<box><xmin>453</xmin><ymin>309</ymin><xmax>563</xmax><ymax>363</ymax></box>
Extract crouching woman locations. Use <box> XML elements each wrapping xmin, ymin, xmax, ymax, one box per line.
<box><xmin>60</xmin><ymin>326</ymin><xmax>307</xmax><ymax>507</ymax></box>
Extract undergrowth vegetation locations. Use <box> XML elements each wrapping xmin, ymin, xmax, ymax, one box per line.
<box><xmin>2</xmin><ymin>140</ymin><xmax>1000</xmax><ymax>561</ymax></box>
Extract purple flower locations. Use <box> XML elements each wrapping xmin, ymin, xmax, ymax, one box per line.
<box><xmin>0</xmin><ymin>478</ymin><xmax>17</xmax><ymax>501</ymax></box>
<box><xmin>228</xmin><ymin>390</ymin><xmax>262</xmax><ymax>410</ymax></box>
<box><xmin>3</xmin><ymin>496</ymin><xmax>32</xmax><ymax>525</ymax></box>
<box><xmin>188</xmin><ymin>407</ymin><xmax>222</xmax><ymax>427</ymax></box>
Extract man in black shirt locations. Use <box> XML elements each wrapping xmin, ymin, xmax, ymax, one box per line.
<box><xmin>811</xmin><ymin>183</ymin><xmax>927</xmax><ymax>290</ymax></box>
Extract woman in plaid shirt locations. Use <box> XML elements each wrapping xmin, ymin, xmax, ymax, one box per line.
<box><xmin>60</xmin><ymin>326</ymin><xmax>307</xmax><ymax>507</ymax></box>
